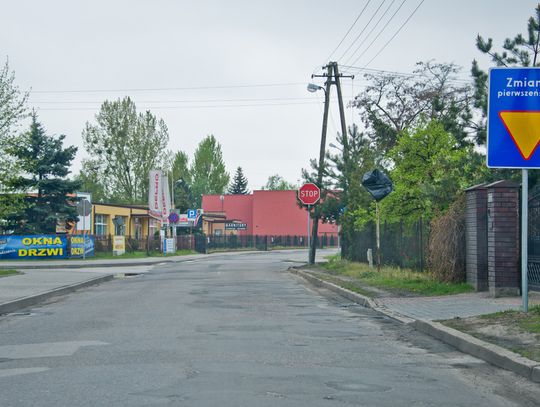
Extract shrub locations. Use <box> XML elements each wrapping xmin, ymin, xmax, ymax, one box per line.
<box><xmin>428</xmin><ymin>194</ymin><xmax>466</xmax><ymax>283</ymax></box>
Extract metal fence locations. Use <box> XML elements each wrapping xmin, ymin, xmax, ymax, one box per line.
<box><xmin>341</xmin><ymin>220</ymin><xmax>429</xmax><ymax>271</ymax></box>
<box><xmin>92</xmin><ymin>234</ymin><xmax>338</xmax><ymax>255</ymax></box>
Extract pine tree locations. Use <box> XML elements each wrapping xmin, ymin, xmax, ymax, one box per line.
<box><xmin>5</xmin><ymin>113</ymin><xmax>81</xmax><ymax>233</ymax></box>
<box><xmin>228</xmin><ymin>167</ymin><xmax>249</xmax><ymax>194</ymax></box>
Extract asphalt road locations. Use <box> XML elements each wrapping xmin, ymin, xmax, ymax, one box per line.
<box><xmin>0</xmin><ymin>250</ymin><xmax>539</xmax><ymax>406</ymax></box>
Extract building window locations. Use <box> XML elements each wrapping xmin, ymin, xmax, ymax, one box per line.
<box><xmin>149</xmin><ymin>218</ymin><xmax>158</xmax><ymax>236</ymax></box>
<box><xmin>113</xmin><ymin>216</ymin><xmax>126</xmax><ymax>236</ymax></box>
<box><xmin>95</xmin><ymin>214</ymin><xmax>108</xmax><ymax>236</ymax></box>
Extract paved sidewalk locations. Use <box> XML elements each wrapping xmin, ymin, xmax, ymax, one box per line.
<box><xmin>377</xmin><ymin>292</ymin><xmax>531</xmax><ymax>321</ymax></box>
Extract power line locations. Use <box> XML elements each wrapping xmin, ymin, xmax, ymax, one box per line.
<box><xmin>347</xmin><ymin>0</ymin><xmax>408</xmax><ymax>67</ymax></box>
<box><xmin>342</xmin><ymin>0</ymin><xmax>397</xmax><ymax>67</ymax></box>
<box><xmin>337</xmin><ymin>0</ymin><xmax>387</xmax><ymax>62</ymax></box>
<box><xmin>28</xmin><ymin>96</ymin><xmax>317</xmax><ymax>104</ymax></box>
<box><xmin>340</xmin><ymin>65</ymin><xmax>472</xmax><ymax>84</ymax></box>
<box><xmin>325</xmin><ymin>0</ymin><xmax>372</xmax><ymax>62</ymax></box>
<box><xmin>30</xmin><ymin>82</ymin><xmax>308</xmax><ymax>94</ymax></box>
<box><xmin>34</xmin><ymin>101</ymin><xmax>324</xmax><ymax>111</ymax></box>
<box><xmin>363</xmin><ymin>0</ymin><xmax>425</xmax><ymax>68</ymax></box>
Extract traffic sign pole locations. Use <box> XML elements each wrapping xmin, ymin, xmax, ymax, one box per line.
<box><xmin>522</xmin><ymin>169</ymin><xmax>529</xmax><ymax>312</ymax></box>
<box><xmin>307</xmin><ymin>205</ymin><xmax>311</xmax><ymax>261</ymax></box>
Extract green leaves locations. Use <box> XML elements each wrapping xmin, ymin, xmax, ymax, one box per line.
<box><xmin>82</xmin><ymin>97</ymin><xmax>171</xmax><ymax>203</ymax></box>
<box><xmin>190</xmin><ymin>135</ymin><xmax>229</xmax><ymax>207</ymax></box>
<box><xmin>3</xmin><ymin>113</ymin><xmax>80</xmax><ymax>233</ymax></box>
<box><xmin>228</xmin><ymin>167</ymin><xmax>249</xmax><ymax>195</ymax></box>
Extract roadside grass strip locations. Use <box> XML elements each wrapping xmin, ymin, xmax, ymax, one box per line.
<box><xmin>442</xmin><ymin>306</ymin><xmax>540</xmax><ymax>362</ymax></box>
<box><xmin>0</xmin><ymin>269</ymin><xmax>19</xmax><ymax>277</ymax></box>
<box><xmin>318</xmin><ymin>254</ymin><xmax>473</xmax><ymax>297</ymax></box>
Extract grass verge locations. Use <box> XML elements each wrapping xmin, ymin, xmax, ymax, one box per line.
<box><xmin>0</xmin><ymin>269</ymin><xmax>19</xmax><ymax>277</ymax></box>
<box><xmin>313</xmin><ymin>254</ymin><xmax>473</xmax><ymax>297</ymax></box>
<box><xmin>442</xmin><ymin>305</ymin><xmax>540</xmax><ymax>362</ymax></box>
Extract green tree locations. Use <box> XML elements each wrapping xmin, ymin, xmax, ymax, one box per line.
<box><xmin>73</xmin><ymin>167</ymin><xmax>107</xmax><ymax>203</ymax></box>
<box><xmin>4</xmin><ymin>113</ymin><xmax>80</xmax><ymax>233</ymax></box>
<box><xmin>323</xmin><ymin>124</ymin><xmax>376</xmax><ymax>259</ymax></box>
<box><xmin>262</xmin><ymin>174</ymin><xmax>296</xmax><ymax>190</ymax></box>
<box><xmin>382</xmin><ymin>120</ymin><xmax>483</xmax><ymax>222</ymax></box>
<box><xmin>82</xmin><ymin>97</ymin><xmax>171</xmax><ymax>203</ymax></box>
<box><xmin>354</xmin><ymin>61</ymin><xmax>474</xmax><ymax>157</ymax></box>
<box><xmin>171</xmin><ymin>151</ymin><xmax>194</xmax><ymax>211</ymax></box>
<box><xmin>0</xmin><ymin>58</ymin><xmax>28</xmax><ymax>146</ymax></box>
<box><xmin>190</xmin><ymin>135</ymin><xmax>229</xmax><ymax>207</ymax></box>
<box><xmin>0</xmin><ymin>58</ymin><xmax>28</xmax><ymax>223</ymax></box>
<box><xmin>228</xmin><ymin>167</ymin><xmax>249</xmax><ymax>194</ymax></box>
<box><xmin>471</xmin><ymin>4</ymin><xmax>540</xmax><ymax>187</ymax></box>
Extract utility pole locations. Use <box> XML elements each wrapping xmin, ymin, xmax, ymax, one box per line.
<box><xmin>309</xmin><ymin>62</ymin><xmax>354</xmax><ymax>264</ymax></box>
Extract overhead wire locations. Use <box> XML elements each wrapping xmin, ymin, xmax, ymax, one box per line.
<box><xmin>336</xmin><ymin>0</ymin><xmax>387</xmax><ymax>63</ymax></box>
<box><xmin>362</xmin><ymin>0</ymin><xmax>426</xmax><ymax>68</ymax></box>
<box><xmin>347</xmin><ymin>0</ymin><xmax>408</xmax><ymax>67</ymax></box>
<box><xmin>341</xmin><ymin>0</ymin><xmax>397</xmax><ymax>67</ymax></box>
<box><xmin>30</xmin><ymin>82</ymin><xmax>308</xmax><ymax>94</ymax></box>
<box><xmin>325</xmin><ymin>0</ymin><xmax>373</xmax><ymax>62</ymax></box>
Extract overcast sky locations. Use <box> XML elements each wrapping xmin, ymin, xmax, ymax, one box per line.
<box><xmin>2</xmin><ymin>0</ymin><xmax>539</xmax><ymax>191</ymax></box>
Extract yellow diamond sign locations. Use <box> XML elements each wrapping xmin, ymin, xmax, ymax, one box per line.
<box><xmin>499</xmin><ymin>111</ymin><xmax>540</xmax><ymax>160</ymax></box>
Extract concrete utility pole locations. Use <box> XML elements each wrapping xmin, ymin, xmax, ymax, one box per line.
<box><xmin>309</xmin><ymin>62</ymin><xmax>354</xmax><ymax>264</ymax></box>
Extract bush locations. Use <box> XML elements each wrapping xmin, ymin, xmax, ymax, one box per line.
<box><xmin>428</xmin><ymin>194</ymin><xmax>466</xmax><ymax>283</ymax></box>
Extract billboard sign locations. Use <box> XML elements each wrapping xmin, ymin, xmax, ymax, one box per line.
<box><xmin>69</xmin><ymin>235</ymin><xmax>95</xmax><ymax>258</ymax></box>
<box><xmin>0</xmin><ymin>235</ymin><xmax>68</xmax><ymax>260</ymax></box>
<box><xmin>149</xmin><ymin>170</ymin><xmax>163</xmax><ymax>220</ymax></box>
<box><xmin>225</xmin><ymin>223</ymin><xmax>247</xmax><ymax>230</ymax></box>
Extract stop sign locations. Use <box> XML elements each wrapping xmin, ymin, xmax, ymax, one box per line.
<box><xmin>298</xmin><ymin>183</ymin><xmax>321</xmax><ymax>205</ymax></box>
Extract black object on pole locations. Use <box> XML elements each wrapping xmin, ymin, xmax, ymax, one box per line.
<box><xmin>362</xmin><ymin>169</ymin><xmax>393</xmax><ymax>271</ymax></box>
<box><xmin>361</xmin><ymin>169</ymin><xmax>393</xmax><ymax>201</ymax></box>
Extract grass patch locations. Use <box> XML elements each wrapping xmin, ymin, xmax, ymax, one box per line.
<box><xmin>311</xmin><ymin>272</ymin><xmax>377</xmax><ymax>298</ymax></box>
<box><xmin>441</xmin><ymin>305</ymin><xmax>540</xmax><ymax>362</ymax></box>
<box><xmin>318</xmin><ymin>254</ymin><xmax>473</xmax><ymax>296</ymax></box>
<box><xmin>0</xmin><ymin>269</ymin><xmax>19</xmax><ymax>277</ymax></box>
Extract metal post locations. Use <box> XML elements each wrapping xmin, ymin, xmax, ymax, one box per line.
<box><xmin>307</xmin><ymin>205</ymin><xmax>311</xmax><ymax>261</ymax></box>
<box><xmin>82</xmin><ymin>203</ymin><xmax>86</xmax><ymax>260</ymax></box>
<box><xmin>376</xmin><ymin>201</ymin><xmax>380</xmax><ymax>272</ymax></box>
<box><xmin>522</xmin><ymin>168</ymin><xmax>529</xmax><ymax>312</ymax></box>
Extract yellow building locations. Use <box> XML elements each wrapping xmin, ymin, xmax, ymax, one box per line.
<box><xmin>74</xmin><ymin>203</ymin><xmax>160</xmax><ymax>238</ymax></box>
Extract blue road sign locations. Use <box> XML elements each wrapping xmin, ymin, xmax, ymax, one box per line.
<box><xmin>488</xmin><ymin>67</ymin><xmax>540</xmax><ymax>168</ymax></box>
<box><xmin>187</xmin><ymin>209</ymin><xmax>197</xmax><ymax>220</ymax></box>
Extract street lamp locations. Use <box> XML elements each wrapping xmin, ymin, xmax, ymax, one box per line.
<box><xmin>307</xmin><ymin>83</ymin><xmax>324</xmax><ymax>93</ymax></box>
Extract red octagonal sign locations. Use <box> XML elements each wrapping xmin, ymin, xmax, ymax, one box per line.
<box><xmin>298</xmin><ymin>183</ymin><xmax>321</xmax><ymax>205</ymax></box>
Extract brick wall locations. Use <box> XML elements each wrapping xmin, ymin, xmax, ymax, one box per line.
<box><xmin>465</xmin><ymin>184</ymin><xmax>488</xmax><ymax>291</ymax></box>
<box><xmin>486</xmin><ymin>180</ymin><xmax>520</xmax><ymax>297</ymax></box>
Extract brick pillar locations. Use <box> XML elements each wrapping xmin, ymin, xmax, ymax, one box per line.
<box><xmin>486</xmin><ymin>180</ymin><xmax>520</xmax><ymax>297</ymax></box>
<box><xmin>465</xmin><ymin>183</ymin><xmax>488</xmax><ymax>291</ymax></box>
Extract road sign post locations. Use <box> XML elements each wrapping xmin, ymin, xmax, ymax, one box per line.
<box><xmin>298</xmin><ymin>183</ymin><xmax>321</xmax><ymax>263</ymax></box>
<box><xmin>487</xmin><ymin>67</ymin><xmax>540</xmax><ymax>312</ymax></box>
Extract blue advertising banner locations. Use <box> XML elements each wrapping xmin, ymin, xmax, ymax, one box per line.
<box><xmin>0</xmin><ymin>235</ymin><xmax>68</xmax><ymax>260</ymax></box>
<box><xmin>69</xmin><ymin>235</ymin><xmax>95</xmax><ymax>258</ymax></box>
<box><xmin>488</xmin><ymin>67</ymin><xmax>540</xmax><ymax>168</ymax></box>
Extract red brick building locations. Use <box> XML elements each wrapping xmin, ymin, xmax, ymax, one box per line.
<box><xmin>201</xmin><ymin>190</ymin><xmax>338</xmax><ymax>239</ymax></box>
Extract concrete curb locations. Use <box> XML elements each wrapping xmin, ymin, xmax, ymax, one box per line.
<box><xmin>290</xmin><ymin>267</ymin><xmax>540</xmax><ymax>383</ymax></box>
<box><xmin>0</xmin><ymin>274</ymin><xmax>115</xmax><ymax>315</ymax></box>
